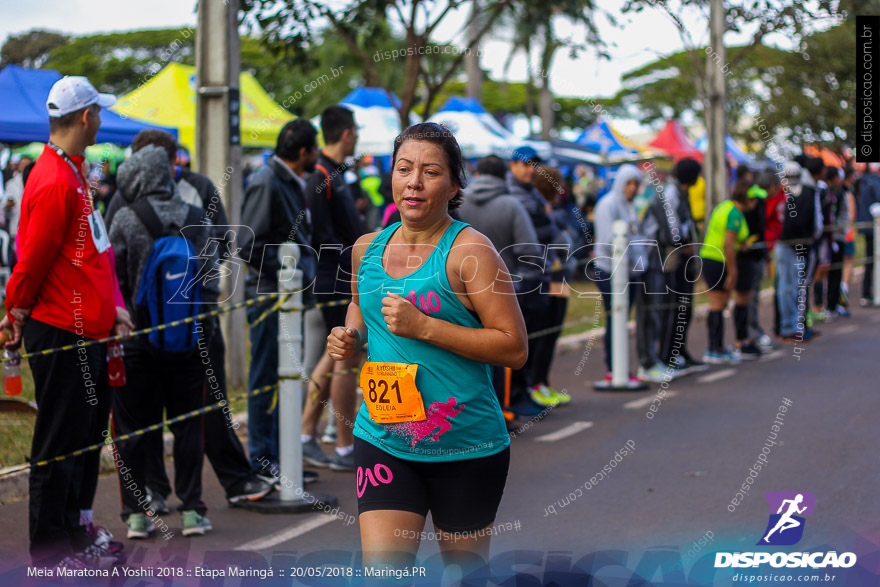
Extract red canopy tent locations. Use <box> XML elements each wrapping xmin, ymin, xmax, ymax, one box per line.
<box><xmin>649</xmin><ymin>120</ymin><xmax>703</xmax><ymax>162</ymax></box>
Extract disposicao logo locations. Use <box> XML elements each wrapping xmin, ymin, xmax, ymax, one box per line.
<box><xmin>714</xmin><ymin>491</ymin><xmax>857</xmax><ymax>569</ymax></box>
<box><xmin>758</xmin><ymin>491</ymin><xmax>815</xmax><ymax>546</ymax></box>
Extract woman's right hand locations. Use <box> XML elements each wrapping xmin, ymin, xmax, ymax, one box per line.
<box><xmin>327</xmin><ymin>326</ymin><xmax>360</xmax><ymax>361</ymax></box>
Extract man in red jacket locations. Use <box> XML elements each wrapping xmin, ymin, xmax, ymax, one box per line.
<box><xmin>0</xmin><ymin>76</ymin><xmax>132</xmax><ymax>568</ymax></box>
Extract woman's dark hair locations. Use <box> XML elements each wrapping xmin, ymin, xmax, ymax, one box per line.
<box><xmin>731</xmin><ymin>177</ymin><xmax>751</xmax><ymax>205</ymax></box>
<box><xmin>392</xmin><ymin>122</ymin><xmax>467</xmax><ymax>211</ymax></box>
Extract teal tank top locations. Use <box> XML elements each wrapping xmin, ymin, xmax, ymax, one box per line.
<box><xmin>353</xmin><ymin>220</ymin><xmax>511</xmax><ymax>462</ymax></box>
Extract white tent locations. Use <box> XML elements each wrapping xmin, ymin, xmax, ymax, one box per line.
<box><xmin>428</xmin><ymin>97</ymin><xmax>551</xmax><ymax>160</ymax></box>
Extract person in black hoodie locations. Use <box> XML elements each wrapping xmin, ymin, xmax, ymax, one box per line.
<box><xmin>300</xmin><ymin>106</ymin><xmax>365</xmax><ymax>472</ymax></box>
<box><xmin>505</xmin><ymin>146</ymin><xmax>561</xmax><ymax>416</ymax></box>
<box><xmin>240</xmin><ymin>119</ymin><xmax>318</xmax><ymax>473</ymax></box>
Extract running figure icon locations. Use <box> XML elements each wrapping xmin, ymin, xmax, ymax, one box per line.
<box><xmin>394</xmin><ymin>397</ymin><xmax>464</xmax><ymax>447</ymax></box>
<box><xmin>763</xmin><ymin>494</ymin><xmax>808</xmax><ymax>543</ymax></box>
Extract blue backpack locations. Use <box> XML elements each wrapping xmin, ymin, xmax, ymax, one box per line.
<box><xmin>130</xmin><ymin>199</ymin><xmax>206</xmax><ymax>352</ymax></box>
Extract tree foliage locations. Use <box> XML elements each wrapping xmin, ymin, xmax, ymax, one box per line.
<box><xmin>0</xmin><ymin>30</ymin><xmax>66</xmax><ymax>69</ymax></box>
<box><xmin>241</xmin><ymin>0</ymin><xmax>520</xmax><ymax>126</ymax></box>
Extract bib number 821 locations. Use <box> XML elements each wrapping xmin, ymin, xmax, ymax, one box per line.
<box><xmin>367</xmin><ymin>378</ymin><xmax>402</xmax><ymax>404</ymax></box>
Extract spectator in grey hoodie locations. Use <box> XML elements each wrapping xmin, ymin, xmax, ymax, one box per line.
<box><xmin>458</xmin><ymin>155</ymin><xmax>539</xmax><ymax>286</ymax></box>
<box><xmin>108</xmin><ymin>145</ymin><xmax>219</xmax><ymax>539</ymax></box>
<box><xmin>591</xmin><ymin>164</ymin><xmax>642</xmax><ymax>381</ymax></box>
<box><xmin>459</xmin><ymin>156</ymin><xmax>542</xmax><ymax>414</ymax></box>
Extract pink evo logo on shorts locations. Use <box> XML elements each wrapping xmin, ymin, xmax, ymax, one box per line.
<box><xmin>356</xmin><ymin>463</ymin><xmax>393</xmax><ymax>498</ymax></box>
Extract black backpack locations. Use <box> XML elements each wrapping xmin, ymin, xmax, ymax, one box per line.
<box><xmin>781</xmin><ymin>185</ymin><xmax>817</xmax><ymax>241</ymax></box>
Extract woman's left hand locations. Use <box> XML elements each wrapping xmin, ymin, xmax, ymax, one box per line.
<box><xmin>381</xmin><ymin>292</ymin><xmax>426</xmax><ymax>339</ymax></box>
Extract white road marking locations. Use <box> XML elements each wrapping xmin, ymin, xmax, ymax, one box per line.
<box><xmin>534</xmin><ymin>421</ymin><xmax>593</xmax><ymax>442</ymax></box>
<box><xmin>623</xmin><ymin>392</ymin><xmax>678</xmax><ymax>409</ymax></box>
<box><xmin>835</xmin><ymin>324</ymin><xmax>858</xmax><ymax>335</ymax></box>
<box><xmin>235</xmin><ymin>514</ymin><xmax>335</xmax><ymax>551</ymax></box>
<box><xmin>760</xmin><ymin>350</ymin><xmax>785</xmax><ymax>361</ymax></box>
<box><xmin>696</xmin><ymin>368</ymin><xmax>736</xmax><ymax>384</ymax></box>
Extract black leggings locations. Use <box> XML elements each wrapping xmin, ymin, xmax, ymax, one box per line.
<box><xmin>530</xmin><ymin>296</ymin><xmax>568</xmax><ymax>386</ymax></box>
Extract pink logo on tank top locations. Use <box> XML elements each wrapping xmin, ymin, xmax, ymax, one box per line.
<box><xmin>390</xmin><ymin>397</ymin><xmax>464</xmax><ymax>447</ymax></box>
<box><xmin>407</xmin><ymin>290</ymin><xmax>441</xmax><ymax>314</ymax></box>
<box><xmin>356</xmin><ymin>463</ymin><xmax>393</xmax><ymax>498</ymax></box>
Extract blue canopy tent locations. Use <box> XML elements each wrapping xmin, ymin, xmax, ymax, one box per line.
<box><xmin>696</xmin><ymin>134</ymin><xmax>753</xmax><ymax>165</ymax></box>
<box><xmin>335</xmin><ymin>87</ymin><xmax>415</xmax><ymax>164</ymax></box>
<box><xmin>0</xmin><ymin>65</ymin><xmax>177</xmax><ymax>145</ymax></box>
<box><xmin>574</xmin><ymin>120</ymin><xmax>643</xmax><ymax>163</ymax></box>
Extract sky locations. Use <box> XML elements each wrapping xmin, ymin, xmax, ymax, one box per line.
<box><xmin>0</xmin><ymin>0</ymin><xmax>800</xmax><ymax>137</ymax></box>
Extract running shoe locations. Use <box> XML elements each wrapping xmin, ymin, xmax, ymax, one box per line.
<box><xmin>181</xmin><ymin>511</ymin><xmax>213</xmax><ymax>537</ymax></box>
<box><xmin>329</xmin><ymin>451</ymin><xmax>355</xmax><ymax>472</ymax></box>
<box><xmin>832</xmin><ymin>305</ymin><xmax>851</xmax><ymax>318</ymax></box>
<box><xmin>733</xmin><ymin>343</ymin><xmax>761</xmax><ymax>361</ymax></box>
<box><xmin>145</xmin><ymin>487</ymin><xmax>170</xmax><ymax>516</ymax></box>
<box><xmin>84</xmin><ymin>523</ymin><xmax>124</xmax><ymax>554</ymax></box>
<box><xmin>637</xmin><ymin>362</ymin><xmax>675</xmax><ymax>383</ymax></box>
<box><xmin>757</xmin><ymin>334</ymin><xmax>775</xmax><ymax>351</ymax></box>
<box><xmin>508</xmin><ymin>397</ymin><xmax>544</xmax><ymax>417</ymax></box>
<box><xmin>681</xmin><ymin>356</ymin><xmax>709</xmax><ymax>374</ymax></box>
<box><xmin>302</xmin><ymin>437</ymin><xmax>332</xmax><ymax>468</ymax></box>
<box><xmin>603</xmin><ymin>372</ymin><xmax>644</xmax><ymax>384</ymax></box>
<box><xmin>719</xmin><ymin>348</ymin><xmax>742</xmax><ymax>364</ymax></box>
<box><xmin>125</xmin><ymin>513</ymin><xmax>155</xmax><ymax>540</ymax></box>
<box><xmin>321</xmin><ymin>427</ymin><xmax>338</xmax><ymax>445</ymax></box>
<box><xmin>530</xmin><ymin>384</ymin><xmax>558</xmax><ymax>407</ymax></box>
<box><xmin>227</xmin><ymin>476</ymin><xmax>273</xmax><ymax>504</ymax></box>
<box><xmin>703</xmin><ymin>350</ymin><xmax>741</xmax><ymax>365</ymax></box>
<box><xmin>550</xmin><ymin>386</ymin><xmax>572</xmax><ymax>406</ymax></box>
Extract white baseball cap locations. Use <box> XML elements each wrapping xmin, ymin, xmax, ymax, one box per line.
<box><xmin>46</xmin><ymin>76</ymin><xmax>116</xmax><ymax>118</ymax></box>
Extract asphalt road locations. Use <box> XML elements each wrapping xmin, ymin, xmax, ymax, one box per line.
<box><xmin>1</xmin><ymin>298</ymin><xmax>878</xmax><ymax>586</ymax></box>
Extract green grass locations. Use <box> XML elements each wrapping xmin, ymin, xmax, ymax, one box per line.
<box><xmin>0</xmin><ymin>359</ymin><xmax>37</xmax><ymax>469</ymax></box>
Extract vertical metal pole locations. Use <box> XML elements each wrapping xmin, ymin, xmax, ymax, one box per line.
<box><xmin>705</xmin><ymin>0</ymin><xmax>727</xmax><ymax>219</ymax></box>
<box><xmin>196</xmin><ymin>0</ymin><xmax>246</xmax><ymax>388</ymax></box>
<box><xmin>277</xmin><ymin>243</ymin><xmax>303</xmax><ymax>501</ymax></box>
<box><xmin>874</xmin><ymin>212</ymin><xmax>880</xmax><ymax>306</ymax></box>
<box><xmin>611</xmin><ymin>220</ymin><xmax>629</xmax><ymax>387</ymax></box>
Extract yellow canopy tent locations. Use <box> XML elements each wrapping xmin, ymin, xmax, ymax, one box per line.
<box><xmin>113</xmin><ymin>63</ymin><xmax>295</xmax><ymax>154</ymax></box>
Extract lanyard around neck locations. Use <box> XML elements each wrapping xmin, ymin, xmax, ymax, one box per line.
<box><xmin>47</xmin><ymin>141</ymin><xmax>94</xmax><ymax>210</ymax></box>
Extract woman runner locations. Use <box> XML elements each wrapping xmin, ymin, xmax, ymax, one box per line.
<box><xmin>327</xmin><ymin>122</ymin><xmax>528</xmax><ymax>571</ymax></box>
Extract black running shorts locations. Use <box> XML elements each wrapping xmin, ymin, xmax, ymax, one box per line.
<box><xmin>701</xmin><ymin>257</ymin><xmax>728</xmax><ymax>292</ymax></box>
<box><xmin>353</xmin><ymin>437</ymin><xmax>510</xmax><ymax>533</ymax></box>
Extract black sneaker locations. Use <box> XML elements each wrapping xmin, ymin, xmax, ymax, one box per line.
<box><xmin>738</xmin><ymin>342</ymin><xmax>762</xmax><ymax>360</ymax></box>
<box><xmin>257</xmin><ymin>470</ymin><xmax>320</xmax><ymax>486</ymax></box>
<box><xmin>227</xmin><ymin>476</ymin><xmax>273</xmax><ymax>504</ymax></box>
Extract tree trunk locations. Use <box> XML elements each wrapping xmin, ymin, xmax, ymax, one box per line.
<box><xmin>538</xmin><ymin>30</ymin><xmax>556</xmax><ymax>140</ymax></box>
<box><xmin>466</xmin><ymin>0</ymin><xmax>483</xmax><ymax>102</ymax></box>
<box><xmin>397</xmin><ymin>31</ymin><xmax>423</xmax><ymax>130</ymax></box>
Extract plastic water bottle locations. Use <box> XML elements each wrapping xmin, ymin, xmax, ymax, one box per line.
<box><xmin>4</xmin><ymin>350</ymin><xmax>21</xmax><ymax>396</ymax></box>
<box><xmin>107</xmin><ymin>341</ymin><xmax>126</xmax><ymax>387</ymax></box>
